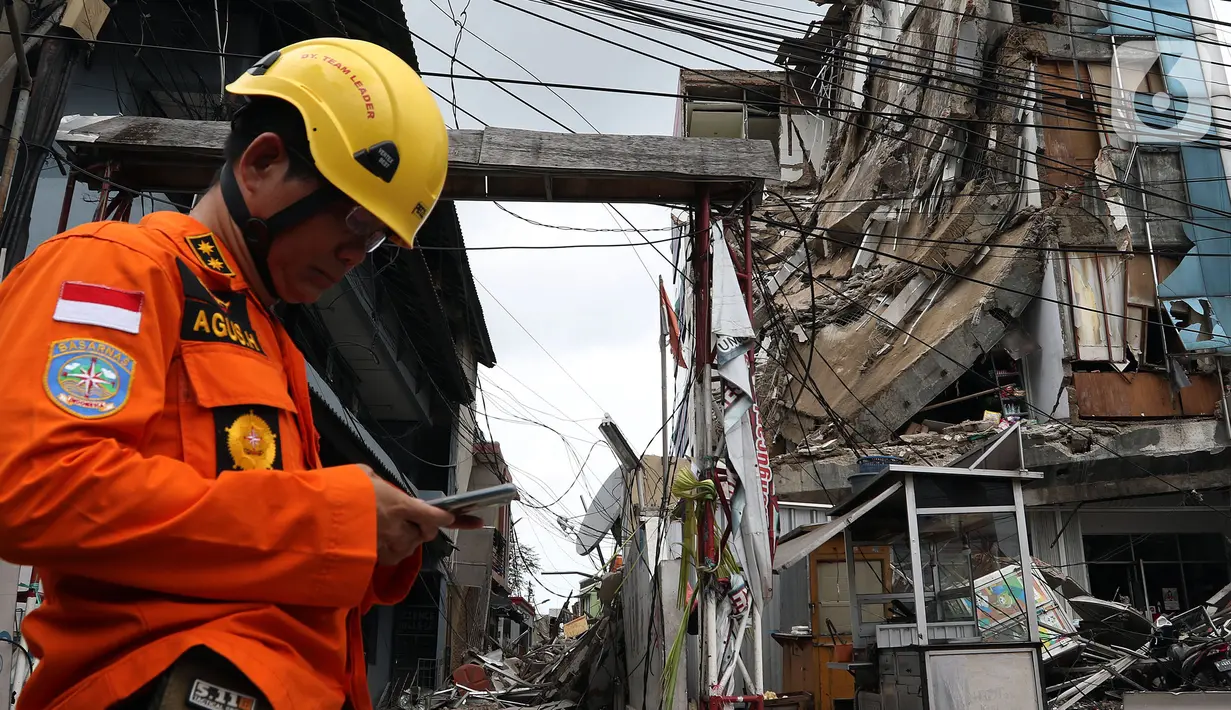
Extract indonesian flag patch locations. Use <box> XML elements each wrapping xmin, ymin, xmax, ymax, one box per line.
<box><xmin>53</xmin><ymin>282</ymin><xmax>145</xmax><ymax>334</ymax></box>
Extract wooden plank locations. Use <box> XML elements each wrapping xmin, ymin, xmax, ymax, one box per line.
<box><xmin>448</xmin><ymin>129</ymin><xmax>483</xmax><ymax>164</ymax></box>
<box><xmin>477</xmin><ymin>127</ymin><xmax>780</xmax><ymax>180</ymax></box>
<box><xmin>1072</xmin><ymin>371</ymin><xmax>1220</xmax><ymax>417</ymax></box>
<box><xmin>56</xmin><ymin>116</ymin><xmax>778</xmax><ymax>204</ymax></box>
<box><xmin>60</xmin><ymin>115</ymin><xmax>229</xmax><ymax>152</ymax></box>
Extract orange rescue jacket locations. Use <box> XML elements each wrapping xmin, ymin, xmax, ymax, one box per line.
<box><xmin>0</xmin><ymin>212</ymin><xmax>422</xmax><ymax>710</ymax></box>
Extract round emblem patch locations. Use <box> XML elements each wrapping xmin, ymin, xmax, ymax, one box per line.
<box><xmin>225</xmin><ymin>410</ymin><xmax>278</xmax><ymax>470</ymax></box>
<box><xmin>44</xmin><ymin>339</ymin><xmax>136</xmax><ymax>419</ymax></box>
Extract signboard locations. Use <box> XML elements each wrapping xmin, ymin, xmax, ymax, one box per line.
<box><xmin>968</xmin><ymin>562</ymin><xmax>1081</xmax><ymax>661</ymax></box>
<box><xmin>563</xmin><ymin>616</ymin><xmax>590</xmax><ymax>639</ymax></box>
<box><xmin>1162</xmin><ymin>587</ymin><xmax>1180</xmax><ymax>611</ymax></box>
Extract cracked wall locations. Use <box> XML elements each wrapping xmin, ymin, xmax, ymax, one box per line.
<box><xmin>690</xmin><ymin>0</ymin><xmax>1231</xmax><ymax>506</ymax></box>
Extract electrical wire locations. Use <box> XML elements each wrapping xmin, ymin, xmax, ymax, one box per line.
<box><xmin>424</xmin><ymin>0</ymin><xmax>602</xmax><ymax>132</ymax></box>
<box><xmin>423</xmin><ymin>19</ymin><xmax>1231</xmax><ymax>322</ymax></box>
<box><xmin>474</xmin><ymin>2</ymin><xmax>1231</xmax><ymax>257</ymax></box>
<box><xmin>752</xmin><ymin>210</ymin><xmax>1231</xmax><ymax>348</ymax></box>
<box><xmin>417</xmin><ymin>234</ymin><xmax>679</xmax><ymax>249</ymax></box>
<box><xmin>485</xmin><ymin>0</ymin><xmax>1231</xmax><ymax>239</ymax></box>
<box><xmin>483</xmin><ymin>368</ymin><xmax>603</xmax><ymax>439</ymax></box>
<box><xmin>0</xmin><ymin>636</ymin><xmax>34</xmax><ymax>685</ymax></box>
<box><xmin>753</xmin><ymin>230</ymin><xmax>1231</xmax><ymax>522</ymax></box>
<box><xmin>48</xmin><ymin>0</ymin><xmax>1231</xmax><ymax>190</ymax></box>
<box><xmin>29</xmin><ymin>1</ymin><xmax>1231</xmax><ymax>133</ymax></box>
<box><xmin>472</xmin><ymin>278</ymin><xmax>609</xmax><ymax>412</ymax></box>
<box><xmin>562</xmin><ymin>0</ymin><xmax>1231</xmax><ymax>93</ymax></box>
<box><xmin>527</xmin><ymin>0</ymin><xmax>1231</xmax><ymax>227</ymax></box>
<box><xmin>541</xmin><ymin>0</ymin><xmax>1231</xmax><ymax>128</ymax></box>
<box><xmin>48</xmin><ymin>6</ymin><xmax>1231</xmax><ymax>425</ymax></box>
<box><xmin>491</xmin><ymin>202</ymin><xmax>674</xmax><ymax>232</ymax></box>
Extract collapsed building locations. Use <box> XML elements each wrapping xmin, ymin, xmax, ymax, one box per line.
<box><xmin>677</xmin><ymin>0</ymin><xmax>1231</xmax><ymax>615</ymax></box>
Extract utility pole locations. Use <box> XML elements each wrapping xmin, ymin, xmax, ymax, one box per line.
<box><xmin>691</xmin><ymin>188</ymin><xmax>718</xmax><ymax>694</ymax></box>
<box><xmin>0</xmin><ymin>0</ymin><xmax>33</xmax><ymax>231</ymax></box>
<box><xmin>0</xmin><ymin>0</ymin><xmax>107</xmax><ymax>279</ymax></box>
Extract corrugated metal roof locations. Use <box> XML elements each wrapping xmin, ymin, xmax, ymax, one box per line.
<box><xmin>305</xmin><ymin>361</ymin><xmax>418</xmax><ymax>494</ymax></box>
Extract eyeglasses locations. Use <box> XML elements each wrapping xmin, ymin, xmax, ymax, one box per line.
<box><xmin>344</xmin><ymin>205</ymin><xmax>390</xmax><ymax>253</ymax></box>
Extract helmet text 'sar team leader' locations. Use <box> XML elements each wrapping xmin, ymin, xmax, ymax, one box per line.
<box><xmin>223</xmin><ymin>38</ymin><xmax>450</xmax><ymax>299</ymax></box>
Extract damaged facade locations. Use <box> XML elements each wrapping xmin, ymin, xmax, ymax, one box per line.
<box><xmin>675</xmin><ymin>0</ymin><xmax>1231</xmax><ymax>622</ymax></box>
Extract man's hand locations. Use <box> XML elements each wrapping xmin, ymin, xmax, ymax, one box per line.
<box><xmin>360</xmin><ymin>465</ymin><xmax>484</xmax><ymax>566</ymax></box>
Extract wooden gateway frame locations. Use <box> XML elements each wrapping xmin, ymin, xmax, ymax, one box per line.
<box><xmin>54</xmin><ymin>115</ymin><xmax>779</xmax><ymax>226</ymax></box>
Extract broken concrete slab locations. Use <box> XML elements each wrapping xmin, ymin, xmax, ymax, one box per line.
<box><xmin>780</xmin><ymin>217</ymin><xmax>1045</xmax><ymax>441</ymax></box>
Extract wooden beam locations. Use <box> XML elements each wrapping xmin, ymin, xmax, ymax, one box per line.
<box><xmin>56</xmin><ymin>115</ymin><xmax>779</xmax><ymax>205</ymax></box>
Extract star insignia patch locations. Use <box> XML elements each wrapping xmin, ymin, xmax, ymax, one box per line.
<box><xmin>186</xmin><ymin>233</ymin><xmax>236</xmax><ymax>277</ymax></box>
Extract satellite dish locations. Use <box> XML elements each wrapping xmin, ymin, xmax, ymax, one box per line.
<box><xmin>574</xmin><ymin>465</ymin><xmax>624</xmax><ymax>556</ymax></box>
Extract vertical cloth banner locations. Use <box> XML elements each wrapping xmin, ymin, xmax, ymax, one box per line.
<box><xmin>660</xmin><ymin>277</ymin><xmax>689</xmax><ymax>369</ymax></box>
<box><xmin>710</xmin><ymin>224</ymin><xmax>776</xmax><ymax>603</ymax></box>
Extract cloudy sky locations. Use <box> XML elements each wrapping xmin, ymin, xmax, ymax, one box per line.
<box><xmin>402</xmin><ymin>0</ymin><xmax>1231</xmax><ymax>612</ymax></box>
<box><xmin>399</xmin><ymin>0</ymin><xmax>808</xmax><ymax>610</ymax></box>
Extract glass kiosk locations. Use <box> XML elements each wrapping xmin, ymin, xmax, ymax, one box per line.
<box><xmin>781</xmin><ymin>461</ymin><xmax>1047</xmax><ymax>710</ymax></box>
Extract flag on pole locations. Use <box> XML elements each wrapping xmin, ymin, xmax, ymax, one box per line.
<box><xmin>660</xmin><ymin>277</ymin><xmax>688</xmax><ymax>369</ymax></box>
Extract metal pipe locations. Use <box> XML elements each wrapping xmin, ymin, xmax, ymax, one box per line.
<box><xmin>0</xmin><ymin>0</ymin><xmax>33</xmax><ymax>226</ymax></box>
<box><xmin>1218</xmin><ymin>358</ymin><xmax>1231</xmax><ymax>440</ymax></box>
<box><xmin>93</xmin><ymin>164</ymin><xmax>114</xmax><ymax>222</ymax></box>
<box><xmin>1014</xmin><ymin>481</ymin><xmax>1040</xmax><ymax>644</ymax></box>
<box><xmin>904</xmin><ymin>473</ymin><xmax>928</xmax><ymax>645</ymax></box>
<box><xmin>694</xmin><ymin>186</ymin><xmax>717</xmax><ymax>694</ymax></box>
<box><xmin>55</xmin><ymin>169</ymin><xmax>76</xmax><ymax>233</ymax></box>
<box><xmin>717</xmin><ymin>607</ymin><xmax>749</xmax><ymax>692</ymax></box>
<box><xmin>750</xmin><ymin>602</ymin><xmax>764</xmax><ymax>694</ymax></box>
<box><xmin>740</xmin><ymin>197</ymin><xmax>766</xmax><ymax>695</ymax></box>
<box><xmin>742</xmin><ymin>203</ymin><xmax>753</xmax><ymax>322</ymax></box>
<box><xmin>0</xmin><ymin>3</ymin><xmax>65</xmax><ymax>86</ymax></box>
<box><xmin>660</xmin><ymin>276</ymin><xmax>671</xmax><ymax>510</ymax></box>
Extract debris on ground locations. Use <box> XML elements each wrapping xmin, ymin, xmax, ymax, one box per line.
<box><xmin>393</xmin><ymin>616</ymin><xmax>616</xmax><ymax>710</ymax></box>
<box><xmin>1036</xmin><ymin>562</ymin><xmax>1231</xmax><ymax>710</ymax></box>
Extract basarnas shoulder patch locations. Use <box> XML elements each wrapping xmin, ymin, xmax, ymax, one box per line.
<box><xmin>186</xmin><ymin>233</ymin><xmax>236</xmax><ymax>277</ymax></box>
<box><xmin>44</xmin><ymin>338</ymin><xmax>136</xmax><ymax>419</ymax></box>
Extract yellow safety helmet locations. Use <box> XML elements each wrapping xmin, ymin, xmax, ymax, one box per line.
<box><xmin>225</xmin><ymin>37</ymin><xmax>449</xmax><ymax>249</ymax></box>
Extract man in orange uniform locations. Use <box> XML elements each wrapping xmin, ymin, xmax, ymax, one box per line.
<box><xmin>0</xmin><ymin>38</ymin><xmax>476</xmax><ymax>710</ymax></box>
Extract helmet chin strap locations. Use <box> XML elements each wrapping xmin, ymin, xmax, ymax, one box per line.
<box><xmin>219</xmin><ymin>164</ymin><xmax>339</xmax><ymax>304</ymax></box>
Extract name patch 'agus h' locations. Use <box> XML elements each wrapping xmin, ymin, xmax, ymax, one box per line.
<box><xmin>177</xmin><ymin>260</ymin><xmax>264</xmax><ymax>354</ymax></box>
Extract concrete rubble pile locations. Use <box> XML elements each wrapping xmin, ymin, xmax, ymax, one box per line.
<box><xmin>746</xmin><ymin>2</ymin><xmax>1060</xmax><ymax>457</ymax></box>
<box><xmin>1034</xmin><ymin>562</ymin><xmax>1231</xmax><ymax>709</ymax></box>
<box><xmin>744</xmin><ymin>0</ymin><xmax>1201</xmax><ymax>491</ymax></box>
<box><xmin>391</xmin><ymin>617</ymin><xmax>615</xmax><ymax>710</ymax></box>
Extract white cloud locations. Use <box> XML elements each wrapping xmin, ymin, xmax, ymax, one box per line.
<box><xmin>402</xmin><ymin>0</ymin><xmax>797</xmax><ymax>610</ymax></box>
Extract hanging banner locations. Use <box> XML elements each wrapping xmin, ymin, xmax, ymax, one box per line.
<box><xmin>670</xmin><ymin>262</ymin><xmax>695</xmax><ymax>462</ymax></box>
<box><xmin>710</xmin><ymin>224</ymin><xmax>775</xmax><ymax>602</ymax></box>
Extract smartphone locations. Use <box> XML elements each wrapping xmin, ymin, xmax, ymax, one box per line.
<box><xmin>429</xmin><ymin>483</ymin><xmax>520</xmax><ymax>515</ymax></box>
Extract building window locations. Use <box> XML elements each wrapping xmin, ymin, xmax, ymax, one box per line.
<box><xmin>1018</xmin><ymin>0</ymin><xmax>1057</xmax><ymax>23</ymax></box>
<box><xmin>1084</xmin><ymin>533</ymin><xmax>1229</xmax><ymax>613</ymax></box>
